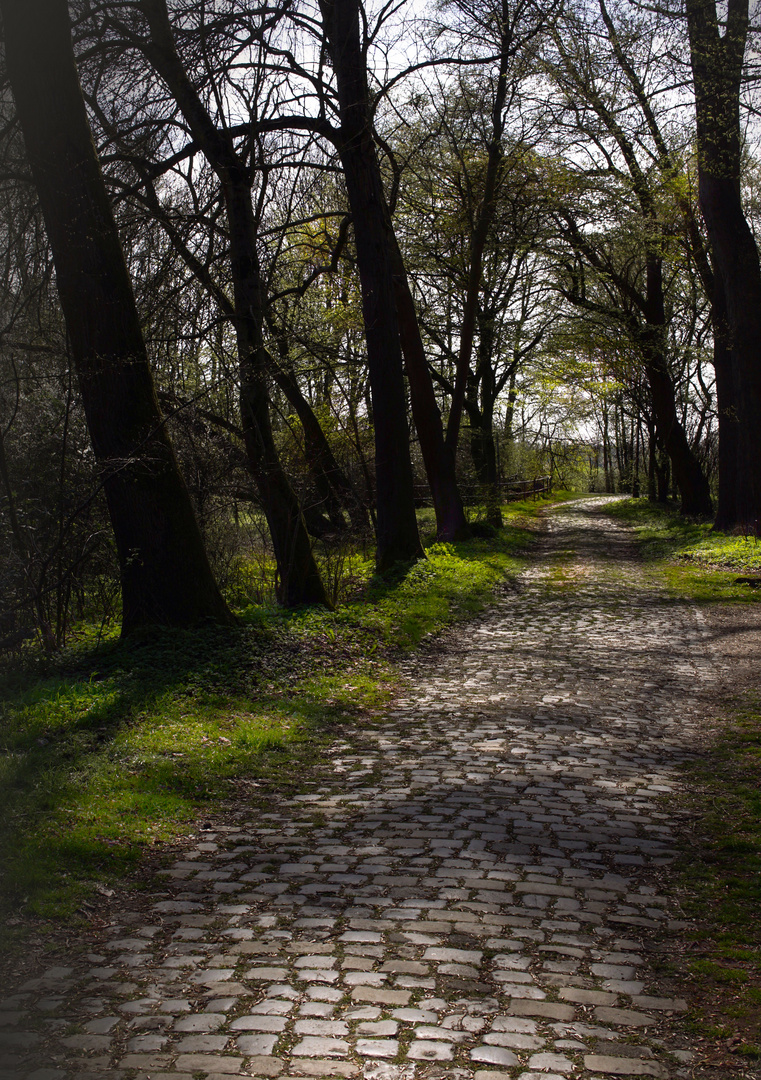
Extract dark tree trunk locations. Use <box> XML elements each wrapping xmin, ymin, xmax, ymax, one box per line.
<box><xmin>503</xmin><ymin>370</ymin><xmax>517</xmax><ymax>479</ymax></box>
<box><xmin>504</xmin><ymin>370</ymin><xmax>518</xmax><ymax>441</ymax></box>
<box><xmin>271</xmin><ymin>347</ymin><xmax>370</xmax><ymax>534</ymax></box>
<box><xmin>319</xmin><ymin>0</ymin><xmax>422</xmax><ymax>568</ymax></box>
<box><xmin>445</xmin><ymin>0</ymin><xmax>512</xmax><ymax>454</ymax></box>
<box><xmin>646</xmin><ymin>417</ymin><xmax>657</xmax><ymax>500</ymax></box>
<box><xmin>1</xmin><ymin>0</ymin><xmax>233</xmax><ymax>633</ymax></box>
<box><xmin>140</xmin><ymin>0</ymin><xmax>328</xmax><ymax>605</ymax></box>
<box><xmin>390</xmin><ymin>246</ymin><xmax>469</xmax><ymax>540</ymax></box>
<box><xmin>710</xmin><ymin>276</ymin><xmax>740</xmax><ymax>529</ymax></box>
<box><xmin>700</xmin><ymin>174</ymin><xmax>761</xmax><ymax>530</ymax></box>
<box><xmin>645</xmin><ymin>352</ymin><xmax>713</xmax><ymax>514</ymax></box>
<box><xmin>226</xmin><ymin>178</ymin><xmax>330</xmax><ymax>607</ymax></box>
<box><xmin>642</xmin><ymin>259</ymin><xmax>714</xmax><ymax>515</ymax></box>
<box><xmin>656</xmin><ymin>443</ymin><xmax>671</xmax><ymax>503</ymax></box>
<box><xmin>602</xmin><ymin>403</ymin><xmax>614</xmax><ymax>492</ymax></box>
<box><xmin>614</xmin><ymin>405</ymin><xmax>626</xmax><ymax>487</ymax></box>
<box><xmin>633</xmin><ymin>420</ymin><xmax>641</xmax><ymax>497</ymax></box>
<box><xmin>469</xmin><ymin>312</ymin><xmax>502</xmax><ymax>526</ymax></box>
<box><xmin>469</xmin><ymin>421</ymin><xmax>502</xmax><ymax>527</ymax></box>
<box><xmin>687</xmin><ymin>0</ymin><xmax>761</xmax><ymax>531</ymax></box>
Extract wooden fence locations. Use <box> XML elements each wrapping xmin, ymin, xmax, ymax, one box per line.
<box><xmin>414</xmin><ymin>475</ymin><xmax>552</xmax><ymax>506</ymax></box>
<box><xmin>502</xmin><ymin>475</ymin><xmax>552</xmax><ymax>502</ymax></box>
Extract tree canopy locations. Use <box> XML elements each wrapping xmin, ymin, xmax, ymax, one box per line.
<box><xmin>0</xmin><ymin>0</ymin><xmax>759</xmax><ymax>642</ymax></box>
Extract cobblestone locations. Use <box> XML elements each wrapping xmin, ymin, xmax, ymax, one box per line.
<box><xmin>1</xmin><ymin>500</ymin><xmax>718</xmax><ymax>1078</ymax></box>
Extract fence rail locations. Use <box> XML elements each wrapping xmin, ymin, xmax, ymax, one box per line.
<box><xmin>502</xmin><ymin>475</ymin><xmax>552</xmax><ymax>502</ymax></box>
<box><xmin>414</xmin><ymin>475</ymin><xmax>552</xmax><ymax>506</ymax></box>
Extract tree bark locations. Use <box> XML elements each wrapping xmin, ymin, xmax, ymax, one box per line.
<box><xmin>642</xmin><ymin>258</ymin><xmax>713</xmax><ymax>515</ymax></box>
<box><xmin>226</xmin><ymin>171</ymin><xmax>330</xmax><ymax>607</ymax></box>
<box><xmin>270</xmin><ymin>347</ymin><xmax>370</xmax><ymax>534</ymax></box>
<box><xmin>710</xmin><ymin>275</ymin><xmax>740</xmax><ymax>529</ymax></box>
<box><xmin>687</xmin><ymin>0</ymin><xmax>761</xmax><ymax>531</ymax></box>
<box><xmin>389</xmin><ymin>245</ymin><xmax>469</xmax><ymax>540</ymax></box>
<box><xmin>655</xmin><ymin>443</ymin><xmax>670</xmax><ymax>503</ymax></box>
<box><xmin>445</xmin><ymin>0</ymin><xmax>513</xmax><ymax>454</ymax></box>
<box><xmin>467</xmin><ymin>310</ymin><xmax>502</xmax><ymax>526</ymax></box>
<box><xmin>139</xmin><ymin>0</ymin><xmax>329</xmax><ymax>605</ymax></box>
<box><xmin>1</xmin><ymin>0</ymin><xmax>233</xmax><ymax>633</ymax></box>
<box><xmin>700</xmin><ymin>172</ymin><xmax>761</xmax><ymax>530</ymax></box>
<box><xmin>319</xmin><ymin>0</ymin><xmax>423</xmax><ymax>568</ymax></box>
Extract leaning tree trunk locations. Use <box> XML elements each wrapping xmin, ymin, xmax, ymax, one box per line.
<box><xmin>271</xmin><ymin>345</ymin><xmax>370</xmax><ymax>534</ymax></box>
<box><xmin>140</xmin><ymin>0</ymin><xmax>329</xmax><ymax>605</ymax></box>
<box><xmin>687</xmin><ymin>0</ymin><xmax>761</xmax><ymax>531</ymax></box>
<box><xmin>225</xmin><ymin>178</ymin><xmax>330</xmax><ymax>607</ymax></box>
<box><xmin>642</xmin><ymin>259</ymin><xmax>714</xmax><ymax>516</ymax></box>
<box><xmin>645</xmin><ymin>351</ymin><xmax>713</xmax><ymax>514</ymax></box>
<box><xmin>1</xmin><ymin>0</ymin><xmax>233</xmax><ymax>633</ymax></box>
<box><xmin>389</xmin><ymin>243</ymin><xmax>469</xmax><ymax>541</ymax></box>
<box><xmin>319</xmin><ymin>0</ymin><xmax>422</xmax><ymax>568</ymax></box>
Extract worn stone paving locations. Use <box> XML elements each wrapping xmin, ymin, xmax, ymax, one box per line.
<box><xmin>0</xmin><ymin>498</ymin><xmax>716</xmax><ymax>1080</ymax></box>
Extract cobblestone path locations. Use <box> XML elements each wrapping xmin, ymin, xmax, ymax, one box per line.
<box><xmin>1</xmin><ymin>498</ymin><xmax>715</xmax><ymax>1080</ymax></box>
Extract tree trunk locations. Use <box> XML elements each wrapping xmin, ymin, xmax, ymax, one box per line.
<box><xmin>319</xmin><ymin>0</ymin><xmax>423</xmax><ymax>568</ymax></box>
<box><xmin>445</xmin><ymin>0</ymin><xmax>512</xmax><ymax>454</ymax></box>
<box><xmin>271</xmin><ymin>347</ymin><xmax>370</xmax><ymax>533</ymax></box>
<box><xmin>633</xmin><ymin>420</ymin><xmax>641</xmax><ymax>497</ymax></box>
<box><xmin>225</xmin><ymin>179</ymin><xmax>330</xmax><ymax>606</ymax></box>
<box><xmin>614</xmin><ymin>405</ymin><xmax>626</xmax><ymax>488</ymax></box>
<box><xmin>140</xmin><ymin>0</ymin><xmax>329</xmax><ymax>605</ymax></box>
<box><xmin>390</xmin><ymin>245</ymin><xmax>469</xmax><ymax>540</ymax></box>
<box><xmin>602</xmin><ymin>403</ymin><xmax>613</xmax><ymax>491</ymax></box>
<box><xmin>642</xmin><ymin>259</ymin><xmax>714</xmax><ymax>515</ymax></box>
<box><xmin>471</xmin><ymin>311</ymin><xmax>502</xmax><ymax>526</ymax></box>
<box><xmin>656</xmin><ymin>443</ymin><xmax>671</xmax><ymax>503</ymax></box>
<box><xmin>504</xmin><ymin>370</ymin><xmax>518</xmax><ymax>479</ymax></box>
<box><xmin>646</xmin><ymin>417</ymin><xmax>656</xmax><ymax>500</ymax></box>
<box><xmin>687</xmin><ymin>0</ymin><xmax>761</xmax><ymax>531</ymax></box>
<box><xmin>1</xmin><ymin>0</ymin><xmax>233</xmax><ymax>633</ymax></box>
<box><xmin>710</xmin><ymin>275</ymin><xmax>740</xmax><ymax>529</ymax></box>
<box><xmin>700</xmin><ymin>173</ymin><xmax>761</xmax><ymax>531</ymax></box>
<box><xmin>469</xmin><ymin>421</ymin><xmax>502</xmax><ymax>526</ymax></box>
<box><xmin>645</xmin><ymin>351</ymin><xmax>713</xmax><ymax>513</ymax></box>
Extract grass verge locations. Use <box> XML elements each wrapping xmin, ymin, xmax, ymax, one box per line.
<box><xmin>608</xmin><ymin>497</ymin><xmax>761</xmax><ymax>1064</ymax></box>
<box><xmin>677</xmin><ymin>700</ymin><xmax>761</xmax><ymax>1063</ymax></box>
<box><xmin>606</xmin><ymin>496</ymin><xmax>761</xmax><ymax>603</ymax></box>
<box><xmin>0</xmin><ymin>496</ymin><xmax>559</xmax><ymax>949</ymax></box>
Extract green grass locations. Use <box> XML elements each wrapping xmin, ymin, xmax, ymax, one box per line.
<box><xmin>607</xmin><ymin>497</ymin><xmax>761</xmax><ymax>1052</ymax></box>
<box><xmin>679</xmin><ymin>704</ymin><xmax>761</xmax><ymax>979</ymax></box>
<box><xmin>0</xmin><ymin>496</ymin><xmax>556</xmax><ymax>944</ymax></box>
<box><xmin>606</xmin><ymin>497</ymin><xmax>761</xmax><ymax>603</ymax></box>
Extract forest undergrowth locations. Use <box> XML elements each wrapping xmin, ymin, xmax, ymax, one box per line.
<box><xmin>0</xmin><ymin>495</ymin><xmax>568</xmax><ymax>951</ymax></box>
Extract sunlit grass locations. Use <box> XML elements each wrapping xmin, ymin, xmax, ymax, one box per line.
<box><xmin>0</xmin><ymin>494</ymin><xmax>564</xmax><ymax>941</ymax></box>
<box><xmin>608</xmin><ymin>497</ymin><xmax>761</xmax><ymax>1048</ymax></box>
<box><xmin>606</xmin><ymin>497</ymin><xmax>761</xmax><ymax>602</ymax></box>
